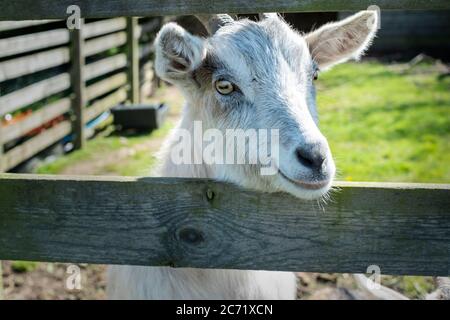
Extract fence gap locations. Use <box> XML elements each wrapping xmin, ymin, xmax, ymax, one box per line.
<box><xmin>126</xmin><ymin>17</ymin><xmax>139</xmax><ymax>104</ymax></box>
<box><xmin>69</xmin><ymin>20</ymin><xmax>86</xmax><ymax>150</ymax></box>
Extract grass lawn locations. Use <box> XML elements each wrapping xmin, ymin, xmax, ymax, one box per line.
<box><xmin>318</xmin><ymin>61</ymin><xmax>449</xmax><ymax>183</ymax></box>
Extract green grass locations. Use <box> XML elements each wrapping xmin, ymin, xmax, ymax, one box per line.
<box><xmin>36</xmin><ymin>122</ymin><xmax>173</xmax><ymax>176</ymax></box>
<box><xmin>10</xmin><ymin>261</ymin><xmax>38</xmax><ymax>273</ymax></box>
<box><xmin>317</xmin><ymin>61</ymin><xmax>450</xmax><ymax>183</ymax></box>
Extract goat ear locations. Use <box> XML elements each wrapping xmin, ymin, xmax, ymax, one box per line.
<box><xmin>305</xmin><ymin>10</ymin><xmax>378</xmax><ymax>70</ymax></box>
<box><xmin>154</xmin><ymin>23</ymin><xmax>205</xmax><ymax>81</ymax></box>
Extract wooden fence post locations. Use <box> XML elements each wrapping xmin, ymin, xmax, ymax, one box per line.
<box><xmin>69</xmin><ymin>20</ymin><xmax>86</xmax><ymax>150</ymax></box>
<box><xmin>0</xmin><ymin>127</ymin><xmax>4</xmax><ymax>173</ymax></box>
<box><xmin>0</xmin><ymin>262</ymin><xmax>3</xmax><ymax>299</ymax></box>
<box><xmin>126</xmin><ymin>17</ymin><xmax>139</xmax><ymax>104</ymax></box>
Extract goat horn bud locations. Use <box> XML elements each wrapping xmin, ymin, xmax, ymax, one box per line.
<box><xmin>195</xmin><ymin>14</ymin><xmax>234</xmax><ymax>34</ymax></box>
<box><xmin>259</xmin><ymin>13</ymin><xmax>278</xmax><ymax>20</ymax></box>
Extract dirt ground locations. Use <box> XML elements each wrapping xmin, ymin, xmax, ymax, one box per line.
<box><xmin>1</xmin><ymin>261</ymin><xmax>107</xmax><ymax>300</ymax></box>
<box><xmin>0</xmin><ymin>260</ymin><xmax>373</xmax><ymax>300</ymax></box>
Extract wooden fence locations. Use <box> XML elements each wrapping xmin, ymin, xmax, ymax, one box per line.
<box><xmin>1</xmin><ymin>1</ymin><xmax>450</xmax><ymax>20</ymax></box>
<box><xmin>0</xmin><ymin>17</ymin><xmax>161</xmax><ymax>171</ymax></box>
<box><xmin>0</xmin><ymin>0</ymin><xmax>448</xmax><ymax>292</ymax></box>
<box><xmin>0</xmin><ymin>174</ymin><xmax>448</xmax><ymax>276</ymax></box>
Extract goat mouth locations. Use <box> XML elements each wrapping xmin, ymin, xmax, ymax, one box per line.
<box><xmin>278</xmin><ymin>170</ymin><xmax>329</xmax><ymax>190</ymax></box>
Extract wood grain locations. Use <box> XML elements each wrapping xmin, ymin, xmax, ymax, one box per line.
<box><xmin>126</xmin><ymin>17</ymin><xmax>139</xmax><ymax>104</ymax></box>
<box><xmin>1</xmin><ymin>1</ymin><xmax>450</xmax><ymax>20</ymax></box>
<box><xmin>0</xmin><ymin>174</ymin><xmax>448</xmax><ymax>276</ymax></box>
<box><xmin>69</xmin><ymin>24</ymin><xmax>86</xmax><ymax>150</ymax></box>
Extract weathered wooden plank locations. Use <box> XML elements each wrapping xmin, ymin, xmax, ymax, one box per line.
<box><xmin>126</xmin><ymin>17</ymin><xmax>140</xmax><ymax>104</ymax></box>
<box><xmin>0</xmin><ymin>175</ymin><xmax>448</xmax><ymax>276</ymax></box>
<box><xmin>84</xmin><ymin>31</ymin><xmax>126</xmax><ymax>57</ymax></box>
<box><xmin>84</xmin><ymin>54</ymin><xmax>127</xmax><ymax>81</ymax></box>
<box><xmin>0</xmin><ymin>262</ymin><xmax>3</xmax><ymax>299</ymax></box>
<box><xmin>86</xmin><ymin>72</ymin><xmax>127</xmax><ymax>101</ymax></box>
<box><xmin>1</xmin><ymin>122</ymin><xmax>71</xmax><ymax>170</ymax></box>
<box><xmin>0</xmin><ymin>28</ymin><xmax>68</xmax><ymax>58</ymax></box>
<box><xmin>0</xmin><ymin>124</ymin><xmax>4</xmax><ymax>172</ymax></box>
<box><xmin>2</xmin><ymin>0</ymin><xmax>450</xmax><ymax>20</ymax></box>
<box><xmin>0</xmin><ymin>20</ymin><xmax>55</xmax><ymax>32</ymax></box>
<box><xmin>0</xmin><ymin>98</ymin><xmax>71</xmax><ymax>144</ymax></box>
<box><xmin>84</xmin><ymin>87</ymin><xmax>127</xmax><ymax>123</ymax></box>
<box><xmin>84</xmin><ymin>18</ymin><xmax>126</xmax><ymax>39</ymax></box>
<box><xmin>0</xmin><ymin>47</ymin><xmax>70</xmax><ymax>82</ymax></box>
<box><xmin>69</xmin><ymin>23</ymin><xmax>86</xmax><ymax>150</ymax></box>
<box><xmin>0</xmin><ymin>73</ymin><xmax>70</xmax><ymax>116</ymax></box>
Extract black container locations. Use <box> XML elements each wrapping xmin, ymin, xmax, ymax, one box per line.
<box><xmin>111</xmin><ymin>103</ymin><xmax>169</xmax><ymax>131</ymax></box>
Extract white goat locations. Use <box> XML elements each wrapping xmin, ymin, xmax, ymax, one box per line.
<box><xmin>108</xmin><ymin>11</ymin><xmax>378</xmax><ymax>300</ymax></box>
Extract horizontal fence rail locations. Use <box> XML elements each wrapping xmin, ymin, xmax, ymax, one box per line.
<box><xmin>0</xmin><ymin>174</ymin><xmax>448</xmax><ymax>276</ymax></box>
<box><xmin>1</xmin><ymin>0</ymin><xmax>450</xmax><ymax>20</ymax></box>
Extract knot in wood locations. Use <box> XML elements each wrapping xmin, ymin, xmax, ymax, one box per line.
<box><xmin>206</xmin><ymin>188</ymin><xmax>215</xmax><ymax>201</ymax></box>
<box><xmin>178</xmin><ymin>227</ymin><xmax>204</xmax><ymax>245</ymax></box>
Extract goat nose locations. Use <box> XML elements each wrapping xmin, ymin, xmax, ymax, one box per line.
<box><xmin>295</xmin><ymin>147</ymin><xmax>325</xmax><ymax>170</ymax></box>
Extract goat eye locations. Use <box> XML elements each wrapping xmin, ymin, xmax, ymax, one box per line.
<box><xmin>214</xmin><ymin>80</ymin><xmax>234</xmax><ymax>95</ymax></box>
<box><xmin>313</xmin><ymin>70</ymin><xmax>319</xmax><ymax>81</ymax></box>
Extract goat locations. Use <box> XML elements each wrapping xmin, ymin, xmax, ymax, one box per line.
<box><xmin>108</xmin><ymin>11</ymin><xmax>378</xmax><ymax>300</ymax></box>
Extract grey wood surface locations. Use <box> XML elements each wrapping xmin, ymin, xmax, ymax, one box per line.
<box><xmin>69</xmin><ymin>23</ymin><xmax>86</xmax><ymax>151</ymax></box>
<box><xmin>0</xmin><ymin>20</ymin><xmax>55</xmax><ymax>31</ymax></box>
<box><xmin>0</xmin><ymin>174</ymin><xmax>448</xmax><ymax>276</ymax></box>
<box><xmin>0</xmin><ymin>47</ymin><xmax>69</xmax><ymax>83</ymax></box>
<box><xmin>86</xmin><ymin>72</ymin><xmax>127</xmax><ymax>101</ymax></box>
<box><xmin>0</xmin><ymin>124</ymin><xmax>3</xmax><ymax>173</ymax></box>
<box><xmin>1</xmin><ymin>1</ymin><xmax>450</xmax><ymax>20</ymax></box>
<box><xmin>83</xmin><ymin>18</ymin><xmax>126</xmax><ymax>39</ymax></box>
<box><xmin>126</xmin><ymin>17</ymin><xmax>140</xmax><ymax>104</ymax></box>
<box><xmin>84</xmin><ymin>32</ymin><xmax>126</xmax><ymax>57</ymax></box>
<box><xmin>84</xmin><ymin>53</ymin><xmax>127</xmax><ymax>82</ymax></box>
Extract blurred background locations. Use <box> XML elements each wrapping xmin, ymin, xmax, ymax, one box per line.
<box><xmin>0</xmin><ymin>10</ymin><xmax>449</xmax><ymax>299</ymax></box>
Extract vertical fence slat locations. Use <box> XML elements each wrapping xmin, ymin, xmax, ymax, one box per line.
<box><xmin>69</xmin><ymin>20</ymin><xmax>86</xmax><ymax>150</ymax></box>
<box><xmin>0</xmin><ymin>126</ymin><xmax>4</xmax><ymax>173</ymax></box>
<box><xmin>126</xmin><ymin>17</ymin><xmax>139</xmax><ymax>104</ymax></box>
<box><xmin>0</xmin><ymin>262</ymin><xmax>3</xmax><ymax>299</ymax></box>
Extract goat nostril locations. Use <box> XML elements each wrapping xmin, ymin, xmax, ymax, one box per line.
<box><xmin>295</xmin><ymin>148</ymin><xmax>325</xmax><ymax>169</ymax></box>
<box><xmin>295</xmin><ymin>148</ymin><xmax>314</xmax><ymax>168</ymax></box>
